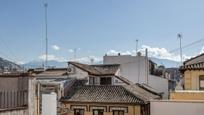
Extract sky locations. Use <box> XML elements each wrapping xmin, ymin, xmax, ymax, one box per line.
<box><xmin>1</xmin><ymin>0</ymin><xmax>204</xmax><ymax>64</ymax></box>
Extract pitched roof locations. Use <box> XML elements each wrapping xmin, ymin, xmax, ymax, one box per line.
<box><xmin>62</xmin><ymin>85</ymin><xmax>145</xmax><ymax>104</ymax></box>
<box><xmin>136</xmin><ymin>83</ymin><xmax>163</xmax><ymax>96</ymax></box>
<box><xmin>35</xmin><ymin>68</ymin><xmax>68</xmax><ymax>77</ymax></box>
<box><xmin>180</xmin><ymin>62</ymin><xmax>204</xmax><ymax>71</ymax></box>
<box><xmin>184</xmin><ymin>53</ymin><xmax>204</xmax><ymax>65</ymax></box>
<box><xmin>122</xmin><ymin>85</ymin><xmax>161</xmax><ymax>102</ymax></box>
<box><xmin>68</xmin><ymin>61</ymin><xmax>120</xmax><ymax>76</ymax></box>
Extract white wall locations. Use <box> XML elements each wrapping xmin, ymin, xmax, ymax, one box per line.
<box><xmin>42</xmin><ymin>93</ymin><xmax>57</xmax><ymax>115</ymax></box>
<box><xmin>104</xmin><ymin>55</ymin><xmax>169</xmax><ymax>98</ymax></box>
<box><xmin>148</xmin><ymin>75</ymin><xmax>169</xmax><ymax>98</ymax></box>
<box><xmin>28</xmin><ymin>76</ymin><xmax>36</xmax><ymax>115</ymax></box>
<box><xmin>151</xmin><ymin>100</ymin><xmax>204</xmax><ymax>115</ymax></box>
<box><xmin>104</xmin><ymin>55</ymin><xmax>148</xmax><ymax>83</ymax></box>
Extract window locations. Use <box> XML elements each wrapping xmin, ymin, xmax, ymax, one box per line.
<box><xmin>199</xmin><ymin>75</ymin><xmax>204</xmax><ymax>90</ymax></box>
<box><xmin>89</xmin><ymin>77</ymin><xmax>94</xmax><ymax>85</ymax></box>
<box><xmin>74</xmin><ymin>109</ymin><xmax>84</xmax><ymax>115</ymax></box>
<box><xmin>100</xmin><ymin>77</ymin><xmax>112</xmax><ymax>85</ymax></box>
<box><xmin>113</xmin><ymin>110</ymin><xmax>124</xmax><ymax>115</ymax></box>
<box><xmin>93</xmin><ymin>109</ymin><xmax>104</xmax><ymax>115</ymax></box>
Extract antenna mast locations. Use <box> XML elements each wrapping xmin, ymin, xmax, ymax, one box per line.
<box><xmin>177</xmin><ymin>33</ymin><xmax>183</xmax><ymax>66</ymax></box>
<box><xmin>136</xmin><ymin>39</ymin><xmax>139</xmax><ymax>55</ymax></box>
<box><xmin>44</xmin><ymin>3</ymin><xmax>48</xmax><ymax>68</ymax></box>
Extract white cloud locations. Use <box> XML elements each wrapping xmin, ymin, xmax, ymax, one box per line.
<box><xmin>69</xmin><ymin>56</ymin><xmax>102</xmax><ymax>64</ymax></box>
<box><xmin>68</xmin><ymin>48</ymin><xmax>81</xmax><ymax>53</ymax></box>
<box><xmin>16</xmin><ymin>61</ymin><xmax>25</xmax><ymax>65</ymax></box>
<box><xmin>200</xmin><ymin>46</ymin><xmax>204</xmax><ymax>54</ymax></box>
<box><xmin>107</xmin><ymin>50</ymin><xmax>132</xmax><ymax>55</ymax></box>
<box><xmin>106</xmin><ymin>45</ymin><xmax>192</xmax><ymax>62</ymax></box>
<box><xmin>52</xmin><ymin>45</ymin><xmax>60</xmax><ymax>50</ymax></box>
<box><xmin>38</xmin><ymin>54</ymin><xmax>66</xmax><ymax>62</ymax></box>
<box><xmin>68</xmin><ymin>49</ymin><xmax>74</xmax><ymax>53</ymax></box>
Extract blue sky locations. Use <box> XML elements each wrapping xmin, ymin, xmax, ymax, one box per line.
<box><xmin>1</xmin><ymin>0</ymin><xmax>204</xmax><ymax>64</ymax></box>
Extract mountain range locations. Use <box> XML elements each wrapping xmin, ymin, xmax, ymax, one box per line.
<box><xmin>21</xmin><ymin>57</ymin><xmax>180</xmax><ymax>69</ymax></box>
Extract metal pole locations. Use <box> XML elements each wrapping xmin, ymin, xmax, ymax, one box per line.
<box><xmin>45</xmin><ymin>3</ymin><xmax>48</xmax><ymax>68</ymax></box>
<box><xmin>178</xmin><ymin>33</ymin><xmax>183</xmax><ymax>66</ymax></box>
<box><xmin>136</xmin><ymin>39</ymin><xmax>138</xmax><ymax>55</ymax></box>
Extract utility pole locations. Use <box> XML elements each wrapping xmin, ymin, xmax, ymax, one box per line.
<box><xmin>177</xmin><ymin>33</ymin><xmax>183</xmax><ymax>66</ymax></box>
<box><xmin>44</xmin><ymin>3</ymin><xmax>48</xmax><ymax>68</ymax></box>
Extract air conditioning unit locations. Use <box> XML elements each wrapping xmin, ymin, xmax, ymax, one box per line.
<box><xmin>67</xmin><ymin>67</ymin><xmax>75</xmax><ymax>74</ymax></box>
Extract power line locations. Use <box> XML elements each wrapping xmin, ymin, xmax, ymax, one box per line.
<box><xmin>170</xmin><ymin>38</ymin><xmax>204</xmax><ymax>53</ymax></box>
<box><xmin>0</xmin><ymin>37</ymin><xmax>20</xmax><ymax>63</ymax></box>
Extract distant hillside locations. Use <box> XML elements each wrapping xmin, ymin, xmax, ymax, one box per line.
<box><xmin>150</xmin><ymin>57</ymin><xmax>180</xmax><ymax>68</ymax></box>
<box><xmin>0</xmin><ymin>57</ymin><xmax>22</xmax><ymax>71</ymax></box>
<box><xmin>22</xmin><ymin>60</ymin><xmax>67</xmax><ymax>69</ymax></box>
<box><xmin>22</xmin><ymin>57</ymin><xmax>179</xmax><ymax>69</ymax></box>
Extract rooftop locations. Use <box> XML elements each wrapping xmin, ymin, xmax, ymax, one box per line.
<box><xmin>35</xmin><ymin>68</ymin><xmax>68</xmax><ymax>77</ymax></box>
<box><xmin>62</xmin><ymin>85</ymin><xmax>145</xmax><ymax>104</ymax></box>
<box><xmin>68</xmin><ymin>61</ymin><xmax>120</xmax><ymax>76</ymax></box>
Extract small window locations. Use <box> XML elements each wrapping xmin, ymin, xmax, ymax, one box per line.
<box><xmin>93</xmin><ymin>109</ymin><xmax>104</xmax><ymax>115</ymax></box>
<box><xmin>113</xmin><ymin>110</ymin><xmax>124</xmax><ymax>115</ymax></box>
<box><xmin>89</xmin><ymin>77</ymin><xmax>94</xmax><ymax>85</ymax></box>
<box><xmin>74</xmin><ymin>109</ymin><xmax>84</xmax><ymax>115</ymax></box>
<box><xmin>100</xmin><ymin>77</ymin><xmax>112</xmax><ymax>85</ymax></box>
<box><xmin>200</xmin><ymin>75</ymin><xmax>204</xmax><ymax>90</ymax></box>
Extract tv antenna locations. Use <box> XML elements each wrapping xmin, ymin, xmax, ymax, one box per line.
<box><xmin>44</xmin><ymin>2</ymin><xmax>48</xmax><ymax>68</ymax></box>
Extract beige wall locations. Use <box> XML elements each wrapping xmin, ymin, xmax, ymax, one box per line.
<box><xmin>184</xmin><ymin>70</ymin><xmax>204</xmax><ymax>90</ymax></box>
<box><xmin>61</xmin><ymin>103</ymin><xmax>141</xmax><ymax>115</ymax></box>
<box><xmin>170</xmin><ymin>91</ymin><xmax>204</xmax><ymax>100</ymax></box>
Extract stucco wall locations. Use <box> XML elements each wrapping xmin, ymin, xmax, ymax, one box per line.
<box><xmin>184</xmin><ymin>70</ymin><xmax>204</xmax><ymax>90</ymax></box>
<box><xmin>151</xmin><ymin>100</ymin><xmax>204</xmax><ymax>115</ymax></box>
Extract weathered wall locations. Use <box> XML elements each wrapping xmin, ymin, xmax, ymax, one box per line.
<box><xmin>184</xmin><ymin>70</ymin><xmax>204</xmax><ymax>90</ymax></box>
<box><xmin>0</xmin><ymin>108</ymin><xmax>28</xmax><ymax>115</ymax></box>
<box><xmin>151</xmin><ymin>100</ymin><xmax>204</xmax><ymax>115</ymax></box>
<box><xmin>170</xmin><ymin>91</ymin><xmax>204</xmax><ymax>100</ymax></box>
<box><xmin>68</xmin><ymin>67</ymin><xmax>89</xmax><ymax>80</ymax></box>
<box><xmin>0</xmin><ymin>77</ymin><xmax>28</xmax><ymax>91</ymax></box>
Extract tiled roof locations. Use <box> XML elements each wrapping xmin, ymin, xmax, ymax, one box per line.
<box><xmin>136</xmin><ymin>83</ymin><xmax>163</xmax><ymax>96</ymax></box>
<box><xmin>184</xmin><ymin>53</ymin><xmax>204</xmax><ymax>65</ymax></box>
<box><xmin>62</xmin><ymin>85</ymin><xmax>145</xmax><ymax>104</ymax></box>
<box><xmin>180</xmin><ymin>62</ymin><xmax>204</xmax><ymax>71</ymax></box>
<box><xmin>123</xmin><ymin>85</ymin><xmax>161</xmax><ymax>102</ymax></box>
<box><xmin>68</xmin><ymin>62</ymin><xmax>120</xmax><ymax>76</ymax></box>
